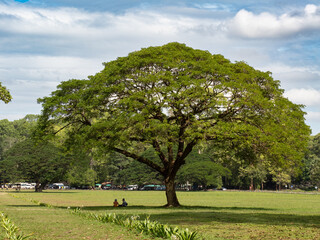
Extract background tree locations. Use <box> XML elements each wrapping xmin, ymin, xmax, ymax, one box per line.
<box><xmin>0</xmin><ymin>115</ymin><xmax>38</xmax><ymax>185</ymax></box>
<box><xmin>64</xmin><ymin>149</ymin><xmax>97</xmax><ymax>188</ymax></box>
<box><xmin>67</xmin><ymin>167</ymin><xmax>96</xmax><ymax>188</ymax></box>
<box><xmin>301</xmin><ymin>133</ymin><xmax>320</xmax><ymax>187</ymax></box>
<box><xmin>309</xmin><ymin>155</ymin><xmax>320</xmax><ymax>188</ymax></box>
<box><xmin>271</xmin><ymin>168</ymin><xmax>291</xmax><ymax>190</ymax></box>
<box><xmin>0</xmin><ymin>115</ymin><xmax>38</xmax><ymax>159</ymax></box>
<box><xmin>239</xmin><ymin>163</ymin><xmax>267</xmax><ymax>190</ymax></box>
<box><xmin>178</xmin><ymin>161</ymin><xmax>230</xmax><ymax>189</ymax></box>
<box><xmin>1</xmin><ymin>139</ymin><xmax>68</xmax><ymax>191</ymax></box>
<box><xmin>37</xmin><ymin>42</ymin><xmax>310</xmax><ymax>206</ymax></box>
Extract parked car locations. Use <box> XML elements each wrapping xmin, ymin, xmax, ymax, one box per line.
<box><xmin>140</xmin><ymin>184</ymin><xmax>165</xmax><ymax>191</ymax></box>
<box><xmin>140</xmin><ymin>185</ymin><xmax>156</xmax><ymax>190</ymax></box>
<box><xmin>155</xmin><ymin>185</ymin><xmax>166</xmax><ymax>191</ymax></box>
<box><xmin>52</xmin><ymin>183</ymin><xmax>65</xmax><ymax>189</ymax></box>
<box><xmin>127</xmin><ymin>185</ymin><xmax>138</xmax><ymax>190</ymax></box>
<box><xmin>20</xmin><ymin>183</ymin><xmax>32</xmax><ymax>189</ymax></box>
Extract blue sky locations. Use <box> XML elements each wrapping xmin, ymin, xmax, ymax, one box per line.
<box><xmin>1</xmin><ymin>0</ymin><xmax>320</xmax><ymax>134</ymax></box>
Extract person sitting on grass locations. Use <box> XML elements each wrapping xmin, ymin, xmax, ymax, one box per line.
<box><xmin>119</xmin><ymin>198</ymin><xmax>128</xmax><ymax>207</ymax></box>
<box><xmin>113</xmin><ymin>199</ymin><xmax>119</xmax><ymax>207</ymax></box>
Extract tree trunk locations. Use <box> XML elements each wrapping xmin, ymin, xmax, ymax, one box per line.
<box><xmin>164</xmin><ymin>175</ymin><xmax>180</xmax><ymax>207</ymax></box>
<box><xmin>35</xmin><ymin>182</ymin><xmax>44</xmax><ymax>192</ymax></box>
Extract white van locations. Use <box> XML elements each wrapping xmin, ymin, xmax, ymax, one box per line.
<box><xmin>127</xmin><ymin>185</ymin><xmax>138</xmax><ymax>190</ymax></box>
<box><xmin>20</xmin><ymin>183</ymin><xmax>32</xmax><ymax>189</ymax></box>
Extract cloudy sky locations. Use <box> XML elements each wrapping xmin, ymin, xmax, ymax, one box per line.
<box><xmin>0</xmin><ymin>0</ymin><xmax>320</xmax><ymax>134</ymax></box>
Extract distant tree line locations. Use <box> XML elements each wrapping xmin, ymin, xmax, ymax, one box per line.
<box><xmin>0</xmin><ymin>114</ymin><xmax>319</xmax><ymax>191</ymax></box>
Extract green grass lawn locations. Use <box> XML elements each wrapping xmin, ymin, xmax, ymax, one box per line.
<box><xmin>1</xmin><ymin>189</ymin><xmax>320</xmax><ymax>239</ymax></box>
<box><xmin>0</xmin><ymin>191</ymin><xmax>158</xmax><ymax>240</ymax></box>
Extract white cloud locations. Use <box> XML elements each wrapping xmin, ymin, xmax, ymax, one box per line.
<box><xmin>257</xmin><ymin>64</ymin><xmax>320</xmax><ymax>89</ymax></box>
<box><xmin>0</xmin><ymin>2</ymin><xmax>319</xmax><ymax>134</ymax></box>
<box><xmin>307</xmin><ymin>111</ymin><xmax>320</xmax><ymax>121</ymax></box>
<box><xmin>0</xmin><ymin>3</ymin><xmax>225</xmax><ymax>58</ymax></box>
<box><xmin>226</xmin><ymin>4</ymin><xmax>320</xmax><ymax>38</ymax></box>
<box><xmin>0</xmin><ymin>55</ymin><xmax>104</xmax><ymax>83</ymax></box>
<box><xmin>194</xmin><ymin>3</ymin><xmax>231</xmax><ymax>12</ymax></box>
<box><xmin>306</xmin><ymin>111</ymin><xmax>320</xmax><ymax>135</ymax></box>
<box><xmin>284</xmin><ymin>88</ymin><xmax>320</xmax><ymax>106</ymax></box>
<box><xmin>0</xmin><ymin>55</ymin><xmax>105</xmax><ymax>121</ymax></box>
<box><xmin>0</xmin><ymin>3</ymin><xmax>99</xmax><ymax>35</ymax></box>
<box><xmin>0</xmin><ymin>3</ymin><xmax>203</xmax><ymax>38</ymax></box>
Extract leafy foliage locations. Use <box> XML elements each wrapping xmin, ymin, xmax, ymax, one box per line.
<box><xmin>0</xmin><ymin>212</ymin><xmax>32</xmax><ymax>240</ymax></box>
<box><xmin>0</xmin><ymin>115</ymin><xmax>38</xmax><ymax>160</ymax></box>
<box><xmin>67</xmin><ymin>167</ymin><xmax>96</xmax><ymax>188</ymax></box>
<box><xmin>178</xmin><ymin>161</ymin><xmax>230</xmax><ymax>189</ymax></box>
<box><xmin>301</xmin><ymin>133</ymin><xmax>320</xmax><ymax>187</ymax></box>
<box><xmin>37</xmin><ymin>42</ymin><xmax>310</xmax><ymax>206</ymax></box>
<box><xmin>239</xmin><ymin>163</ymin><xmax>268</xmax><ymax>189</ymax></box>
<box><xmin>1</xmin><ymin>139</ymin><xmax>68</xmax><ymax>191</ymax></box>
<box><xmin>0</xmin><ymin>82</ymin><xmax>12</xmax><ymax>104</ymax></box>
<box><xmin>71</xmin><ymin>208</ymin><xmax>200</xmax><ymax>240</ymax></box>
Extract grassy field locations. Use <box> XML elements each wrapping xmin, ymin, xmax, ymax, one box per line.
<box><xmin>1</xmin><ymin>190</ymin><xmax>320</xmax><ymax>239</ymax></box>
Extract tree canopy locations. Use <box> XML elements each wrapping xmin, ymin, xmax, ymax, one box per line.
<box><xmin>37</xmin><ymin>42</ymin><xmax>310</xmax><ymax>206</ymax></box>
<box><xmin>0</xmin><ymin>115</ymin><xmax>38</xmax><ymax>160</ymax></box>
<box><xmin>178</xmin><ymin>161</ymin><xmax>230</xmax><ymax>189</ymax></box>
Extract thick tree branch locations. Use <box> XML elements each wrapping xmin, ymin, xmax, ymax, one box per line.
<box><xmin>167</xmin><ymin>140</ymin><xmax>174</xmax><ymax>163</ymax></box>
<box><xmin>113</xmin><ymin>147</ymin><xmax>164</xmax><ymax>174</ymax></box>
<box><xmin>171</xmin><ymin>140</ymin><xmax>198</xmax><ymax>177</ymax></box>
<box><xmin>152</xmin><ymin>140</ymin><xmax>169</xmax><ymax>167</ymax></box>
<box><xmin>53</xmin><ymin>121</ymin><xmax>77</xmax><ymax>135</ymax></box>
<box><xmin>176</xmin><ymin>119</ymin><xmax>187</xmax><ymax>160</ymax></box>
<box><xmin>180</xmin><ymin>140</ymin><xmax>197</xmax><ymax>161</ymax></box>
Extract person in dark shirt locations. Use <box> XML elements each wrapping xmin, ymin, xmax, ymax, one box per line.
<box><xmin>121</xmin><ymin>198</ymin><xmax>128</xmax><ymax>207</ymax></box>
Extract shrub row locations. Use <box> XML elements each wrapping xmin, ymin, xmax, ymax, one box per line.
<box><xmin>9</xmin><ymin>194</ymin><xmax>53</xmax><ymax>208</ymax></box>
<box><xmin>0</xmin><ymin>212</ymin><xmax>33</xmax><ymax>240</ymax></box>
<box><xmin>71</xmin><ymin>208</ymin><xmax>200</xmax><ymax>240</ymax></box>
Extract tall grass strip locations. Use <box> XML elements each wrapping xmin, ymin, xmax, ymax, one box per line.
<box><xmin>71</xmin><ymin>208</ymin><xmax>200</xmax><ymax>240</ymax></box>
<box><xmin>8</xmin><ymin>194</ymin><xmax>54</xmax><ymax>208</ymax></box>
<box><xmin>0</xmin><ymin>212</ymin><xmax>33</xmax><ymax>240</ymax></box>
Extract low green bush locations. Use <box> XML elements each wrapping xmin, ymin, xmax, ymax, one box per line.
<box><xmin>71</xmin><ymin>208</ymin><xmax>199</xmax><ymax>240</ymax></box>
<box><xmin>0</xmin><ymin>212</ymin><xmax>33</xmax><ymax>240</ymax></box>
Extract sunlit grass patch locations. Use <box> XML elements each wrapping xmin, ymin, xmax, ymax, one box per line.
<box><xmin>3</xmin><ymin>189</ymin><xmax>320</xmax><ymax>239</ymax></box>
<box><xmin>0</xmin><ymin>191</ymin><xmax>156</xmax><ymax>240</ymax></box>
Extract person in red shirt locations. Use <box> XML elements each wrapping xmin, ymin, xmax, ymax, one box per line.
<box><xmin>113</xmin><ymin>199</ymin><xmax>119</xmax><ymax>207</ymax></box>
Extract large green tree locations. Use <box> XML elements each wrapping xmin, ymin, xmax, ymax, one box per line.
<box><xmin>37</xmin><ymin>43</ymin><xmax>310</xmax><ymax>206</ymax></box>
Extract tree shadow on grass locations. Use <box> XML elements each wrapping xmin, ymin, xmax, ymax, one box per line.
<box><xmin>5</xmin><ymin>204</ymin><xmax>320</xmax><ymax>228</ymax></box>
<box><xmin>149</xmin><ymin>211</ymin><xmax>320</xmax><ymax>228</ymax></box>
<box><xmin>72</xmin><ymin>205</ymin><xmax>320</xmax><ymax>228</ymax></box>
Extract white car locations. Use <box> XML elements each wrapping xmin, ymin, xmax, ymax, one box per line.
<box><xmin>127</xmin><ymin>185</ymin><xmax>138</xmax><ymax>190</ymax></box>
<box><xmin>20</xmin><ymin>183</ymin><xmax>32</xmax><ymax>189</ymax></box>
